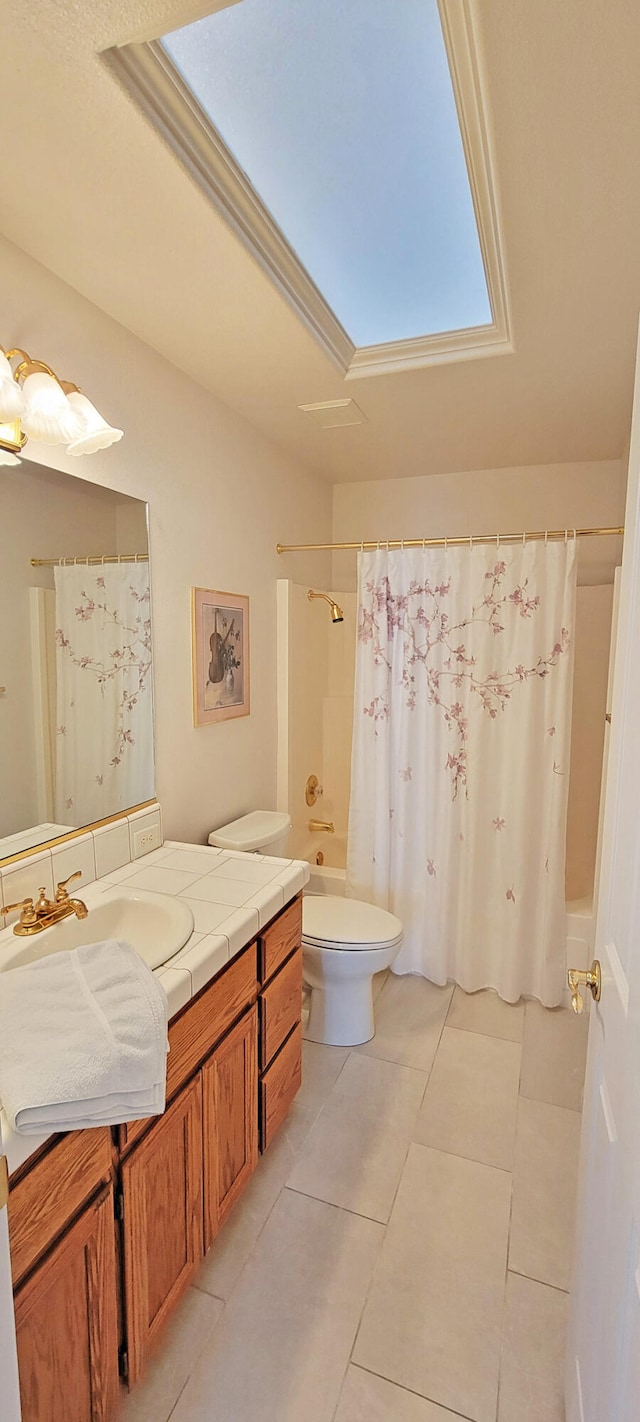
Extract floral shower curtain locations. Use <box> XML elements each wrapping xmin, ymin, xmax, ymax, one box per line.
<box><xmin>54</xmin><ymin>563</ymin><xmax>154</xmax><ymax>825</ymax></box>
<box><xmin>347</xmin><ymin>540</ymin><xmax>577</xmax><ymax>1005</ymax></box>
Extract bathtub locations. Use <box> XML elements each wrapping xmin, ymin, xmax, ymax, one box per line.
<box><xmin>294</xmin><ymin>831</ymin><xmax>347</xmax><ymax>873</ymax></box>
<box><xmin>303</xmin><ymin>846</ymin><xmax>593</xmax><ymax>1006</ymax></box>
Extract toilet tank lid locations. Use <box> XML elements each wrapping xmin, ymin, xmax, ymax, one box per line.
<box><xmin>208</xmin><ymin>810</ymin><xmax>292</xmax><ymax>852</ymax></box>
<box><xmin>303</xmin><ymin>894</ymin><xmax>403</xmax><ymax>947</ymax></box>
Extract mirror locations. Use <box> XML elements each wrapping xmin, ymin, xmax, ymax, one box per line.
<box><xmin>0</xmin><ymin>458</ymin><xmax>154</xmax><ymax>863</ymax></box>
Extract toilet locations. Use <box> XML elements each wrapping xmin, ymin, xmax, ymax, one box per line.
<box><xmin>208</xmin><ymin>810</ymin><xmax>403</xmax><ymax>1047</ymax></box>
<box><xmin>302</xmin><ymin>895</ymin><xmax>403</xmax><ymax>1047</ymax></box>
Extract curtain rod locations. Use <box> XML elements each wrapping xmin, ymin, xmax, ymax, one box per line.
<box><xmin>30</xmin><ymin>553</ymin><xmax>149</xmax><ymax>567</ymax></box>
<box><xmin>276</xmin><ymin>526</ymin><xmax>624</xmax><ymax>554</ymax></box>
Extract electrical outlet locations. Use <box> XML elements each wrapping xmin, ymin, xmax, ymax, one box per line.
<box><xmin>133</xmin><ymin>825</ymin><xmax>161</xmax><ymax>858</ymax></box>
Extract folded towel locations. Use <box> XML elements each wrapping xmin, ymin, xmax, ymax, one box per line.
<box><xmin>0</xmin><ymin>939</ymin><xmax>169</xmax><ymax>1134</ymax></box>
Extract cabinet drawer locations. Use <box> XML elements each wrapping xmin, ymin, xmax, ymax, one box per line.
<box><xmin>119</xmin><ymin>943</ymin><xmax>258</xmax><ymax>1153</ymax></box>
<box><xmin>260</xmin><ymin>1022</ymin><xmax>302</xmax><ymax>1152</ymax></box>
<box><xmin>259</xmin><ymin>895</ymin><xmax>302</xmax><ymax>984</ymax></box>
<box><xmin>8</xmin><ymin>1127</ymin><xmax>113</xmax><ymax>1289</ymax></box>
<box><xmin>260</xmin><ymin>948</ymin><xmax>302</xmax><ymax>1070</ymax></box>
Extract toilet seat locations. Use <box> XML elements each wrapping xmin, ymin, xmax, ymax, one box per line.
<box><xmin>302</xmin><ymin>895</ymin><xmax>403</xmax><ymax>952</ymax></box>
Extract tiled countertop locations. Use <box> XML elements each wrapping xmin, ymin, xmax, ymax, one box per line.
<box><xmin>1</xmin><ymin>840</ymin><xmax>309</xmax><ymax>1175</ymax></box>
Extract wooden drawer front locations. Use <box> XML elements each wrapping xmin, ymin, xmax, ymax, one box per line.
<box><xmin>121</xmin><ymin>1075</ymin><xmax>203</xmax><ymax>1387</ymax></box>
<box><xmin>203</xmin><ymin>1007</ymin><xmax>258</xmax><ymax>1249</ymax></box>
<box><xmin>260</xmin><ymin>948</ymin><xmax>302</xmax><ymax>1070</ymax></box>
<box><xmin>8</xmin><ymin>1127</ymin><xmax>113</xmax><ymax>1289</ymax></box>
<box><xmin>260</xmin><ymin>1022</ymin><xmax>302</xmax><ymax>1152</ymax></box>
<box><xmin>118</xmin><ymin>943</ymin><xmax>258</xmax><ymax>1154</ymax></box>
<box><xmin>167</xmin><ymin>943</ymin><xmax>258</xmax><ymax>1100</ymax></box>
<box><xmin>14</xmin><ymin>1186</ymin><xmax>119</xmax><ymax>1422</ymax></box>
<box><xmin>259</xmin><ymin>895</ymin><xmax>302</xmax><ymax>984</ymax></box>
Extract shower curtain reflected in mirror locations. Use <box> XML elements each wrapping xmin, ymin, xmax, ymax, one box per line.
<box><xmin>347</xmin><ymin>540</ymin><xmax>577</xmax><ymax>1005</ymax></box>
<box><xmin>54</xmin><ymin>563</ymin><xmax>154</xmax><ymax>825</ymax></box>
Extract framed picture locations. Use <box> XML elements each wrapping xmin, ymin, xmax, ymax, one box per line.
<box><xmin>191</xmin><ymin>587</ymin><xmax>250</xmax><ymax>726</ymax></box>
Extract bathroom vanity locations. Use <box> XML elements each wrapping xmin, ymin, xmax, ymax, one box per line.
<box><xmin>5</xmin><ymin>892</ymin><xmax>303</xmax><ymax>1421</ymax></box>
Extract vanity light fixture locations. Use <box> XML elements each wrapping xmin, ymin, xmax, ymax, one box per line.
<box><xmin>0</xmin><ymin>345</ymin><xmax>123</xmax><ymax>465</ymax></box>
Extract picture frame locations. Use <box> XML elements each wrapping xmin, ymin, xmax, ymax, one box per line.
<box><xmin>191</xmin><ymin>587</ymin><xmax>250</xmax><ymax>726</ymax></box>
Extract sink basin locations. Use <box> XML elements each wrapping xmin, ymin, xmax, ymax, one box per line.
<box><xmin>0</xmin><ymin>888</ymin><xmax>194</xmax><ymax>973</ymax></box>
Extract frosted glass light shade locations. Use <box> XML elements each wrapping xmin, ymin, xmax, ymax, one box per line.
<box><xmin>0</xmin><ymin>446</ymin><xmax>20</xmax><ymax>466</ymax></box>
<box><xmin>21</xmin><ymin>372</ymin><xmax>84</xmax><ymax>444</ymax></box>
<box><xmin>0</xmin><ymin>352</ymin><xmax>24</xmax><ymax>422</ymax></box>
<box><xmin>66</xmin><ymin>392</ymin><xmax>124</xmax><ymax>455</ymax></box>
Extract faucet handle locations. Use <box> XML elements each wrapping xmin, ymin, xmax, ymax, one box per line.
<box><xmin>55</xmin><ymin>870</ymin><xmax>82</xmax><ymax>903</ymax></box>
<box><xmin>2</xmin><ymin>897</ymin><xmax>33</xmax><ymax>918</ymax></box>
<box><xmin>1</xmin><ymin>897</ymin><xmax>38</xmax><ymax>927</ymax></box>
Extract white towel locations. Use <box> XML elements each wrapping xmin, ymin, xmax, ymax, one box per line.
<box><xmin>0</xmin><ymin>939</ymin><xmax>169</xmax><ymax>1134</ymax></box>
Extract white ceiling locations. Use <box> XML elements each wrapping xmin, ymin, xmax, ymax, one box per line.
<box><xmin>1</xmin><ymin>0</ymin><xmax>639</xmax><ymax>484</ymax></box>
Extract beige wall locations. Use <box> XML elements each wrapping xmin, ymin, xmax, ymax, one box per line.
<box><xmin>331</xmin><ymin>461</ymin><xmax>626</xmax><ymax>900</ymax></box>
<box><xmin>0</xmin><ymin>236</ymin><xmax>332</xmax><ymax>847</ymax></box>
<box><xmin>332</xmin><ymin>461</ymin><xmax>625</xmax><ymax>591</ymax></box>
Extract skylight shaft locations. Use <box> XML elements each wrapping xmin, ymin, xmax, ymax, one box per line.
<box><xmin>161</xmin><ymin>0</ymin><xmax>492</xmax><ymax>348</ymax></box>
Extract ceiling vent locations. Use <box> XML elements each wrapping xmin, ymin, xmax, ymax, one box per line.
<box><xmin>298</xmin><ymin>399</ymin><xmax>367</xmax><ymax>429</ymax></box>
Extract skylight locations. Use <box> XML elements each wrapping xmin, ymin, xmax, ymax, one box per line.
<box><xmin>161</xmin><ymin>0</ymin><xmax>492</xmax><ymax>349</ymax></box>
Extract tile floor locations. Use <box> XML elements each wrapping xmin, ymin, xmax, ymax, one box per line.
<box><xmin>118</xmin><ymin>974</ymin><xmax>589</xmax><ymax>1422</ymax></box>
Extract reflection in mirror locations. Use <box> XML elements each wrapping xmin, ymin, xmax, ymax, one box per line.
<box><xmin>0</xmin><ymin>458</ymin><xmax>154</xmax><ymax>863</ymax></box>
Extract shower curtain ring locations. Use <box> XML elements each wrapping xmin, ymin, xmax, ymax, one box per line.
<box><xmin>496</xmin><ymin>532</ymin><xmax>500</xmax><ymax>548</ymax></box>
<box><xmin>544</xmin><ymin>529</ymin><xmax>548</xmax><ymax>546</ymax></box>
<box><xmin>564</xmin><ymin>528</ymin><xmax>568</xmax><ymax>544</ymax></box>
<box><xmin>522</xmin><ymin>530</ymin><xmax>526</xmax><ymax>546</ymax></box>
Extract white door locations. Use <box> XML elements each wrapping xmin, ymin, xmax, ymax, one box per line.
<box><xmin>566</xmin><ymin>325</ymin><xmax>640</xmax><ymax>1422</ymax></box>
<box><xmin>0</xmin><ymin>1124</ymin><xmax>21</xmax><ymax>1422</ymax></box>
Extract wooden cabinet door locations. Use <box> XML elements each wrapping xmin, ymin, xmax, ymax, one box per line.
<box><xmin>202</xmin><ymin>1006</ymin><xmax>258</xmax><ymax>1250</ymax></box>
<box><xmin>121</xmin><ymin>1076</ymin><xmax>203</xmax><ymax>1386</ymax></box>
<box><xmin>14</xmin><ymin>1186</ymin><xmax>119</xmax><ymax>1422</ymax></box>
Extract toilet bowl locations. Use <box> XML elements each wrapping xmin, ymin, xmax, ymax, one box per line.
<box><xmin>302</xmin><ymin>895</ymin><xmax>403</xmax><ymax>1047</ymax></box>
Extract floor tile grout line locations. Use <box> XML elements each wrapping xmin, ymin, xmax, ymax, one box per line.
<box><xmin>507</xmin><ymin>1265</ymin><xmax>571</xmax><ymax>1296</ymax></box>
<box><xmin>408</xmin><ymin>1137</ymin><xmax>514</xmax><ymax>1178</ymax></box>
<box><xmin>518</xmin><ymin>1086</ymin><xmax>583</xmax><ymax>1115</ymax></box>
<box><xmin>495</xmin><ymin>1152</ymin><xmax>516</xmax><ymax>1422</ymax></box>
<box><xmin>283</xmin><ymin>1182</ymin><xmax>390</xmax><ymax>1227</ymax></box>
<box><xmin>158</xmin><ymin>1300</ymin><xmax>226</xmax><ymax>1422</ymax></box>
<box><xmin>446</xmin><ymin>1025</ymin><xmax>523</xmax><ymax>1045</ymax></box>
<box><xmin>349</xmin><ymin>1361</ymin><xmax>479</xmax><ymax>1421</ymax></box>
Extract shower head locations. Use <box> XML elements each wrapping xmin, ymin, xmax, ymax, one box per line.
<box><xmin>307</xmin><ymin>589</ymin><xmax>344</xmax><ymax>623</ymax></box>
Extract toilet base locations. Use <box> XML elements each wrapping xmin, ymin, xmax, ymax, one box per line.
<box><xmin>303</xmin><ymin>976</ymin><xmax>375</xmax><ymax>1047</ymax></box>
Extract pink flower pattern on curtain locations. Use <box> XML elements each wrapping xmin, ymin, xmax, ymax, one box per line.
<box><xmin>347</xmin><ymin>541</ymin><xmax>577</xmax><ymax>1005</ymax></box>
<box><xmin>54</xmin><ymin>564</ymin><xmax>154</xmax><ymax>825</ymax></box>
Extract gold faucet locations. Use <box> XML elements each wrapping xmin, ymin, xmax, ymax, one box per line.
<box><xmin>1</xmin><ymin>871</ymin><xmax>88</xmax><ymax>937</ymax></box>
<box><xmin>308</xmin><ymin>819</ymin><xmax>335</xmax><ymax>834</ymax></box>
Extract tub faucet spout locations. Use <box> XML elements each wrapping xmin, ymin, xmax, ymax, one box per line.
<box><xmin>309</xmin><ymin>819</ymin><xmax>335</xmax><ymax>834</ymax></box>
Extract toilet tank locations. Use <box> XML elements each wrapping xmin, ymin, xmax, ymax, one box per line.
<box><xmin>208</xmin><ymin>810</ymin><xmax>291</xmax><ymax>857</ymax></box>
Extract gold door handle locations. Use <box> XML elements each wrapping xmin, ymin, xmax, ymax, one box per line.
<box><xmin>568</xmin><ymin>960</ymin><xmax>601</xmax><ymax>1014</ymax></box>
